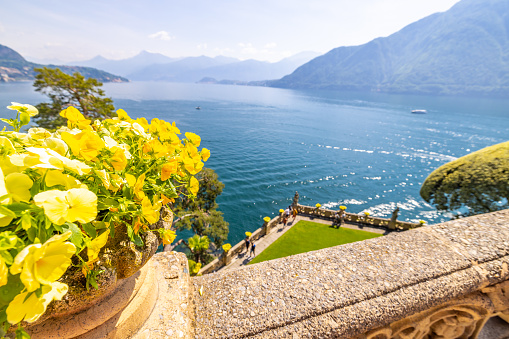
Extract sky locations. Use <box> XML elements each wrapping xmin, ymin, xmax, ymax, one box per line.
<box><xmin>0</xmin><ymin>0</ymin><xmax>461</xmax><ymax>63</ymax></box>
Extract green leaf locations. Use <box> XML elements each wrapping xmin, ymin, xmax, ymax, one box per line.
<box><xmin>83</xmin><ymin>223</ymin><xmax>97</xmax><ymax>238</ymax></box>
<box><xmin>27</xmin><ymin>227</ymin><xmax>36</xmax><ymax>242</ymax></box>
<box><xmin>126</xmin><ymin>225</ymin><xmax>134</xmax><ymax>242</ymax></box>
<box><xmin>0</xmin><ymin>251</ymin><xmax>13</xmax><ymax>265</ymax></box>
<box><xmin>133</xmin><ymin>233</ymin><xmax>143</xmax><ymax>247</ymax></box>
<box><xmin>19</xmin><ymin>112</ymin><xmax>30</xmax><ymax>126</ymax></box>
<box><xmin>0</xmin><ymin>205</ymin><xmax>15</xmax><ymax>218</ymax></box>
<box><xmin>62</xmin><ymin>222</ymin><xmax>84</xmax><ymax>250</ymax></box>
<box><xmin>5</xmin><ymin>203</ymin><xmax>32</xmax><ymax>214</ymax></box>
<box><xmin>16</xmin><ymin>327</ymin><xmax>30</xmax><ymax>339</ymax></box>
<box><xmin>0</xmin><ymin>275</ymin><xmax>24</xmax><ymax>307</ymax></box>
<box><xmin>97</xmin><ymin>198</ymin><xmax>119</xmax><ymax>211</ymax></box>
<box><xmin>20</xmin><ymin>213</ymin><xmax>32</xmax><ymax>231</ymax></box>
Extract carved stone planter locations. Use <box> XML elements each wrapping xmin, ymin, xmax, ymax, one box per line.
<box><xmin>17</xmin><ymin>212</ymin><xmax>173</xmax><ymax>338</ymax></box>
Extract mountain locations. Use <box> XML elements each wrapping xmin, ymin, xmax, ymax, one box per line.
<box><xmin>128</xmin><ymin>55</ymin><xmax>240</xmax><ymax>81</ymax></box>
<box><xmin>69</xmin><ymin>51</ymin><xmax>177</xmax><ymax>77</ymax></box>
<box><xmin>270</xmin><ymin>0</ymin><xmax>509</xmax><ymax>97</ymax></box>
<box><xmin>129</xmin><ymin>52</ymin><xmax>319</xmax><ymax>83</ymax></box>
<box><xmin>0</xmin><ymin>44</ymin><xmax>127</xmax><ymax>83</ymax></box>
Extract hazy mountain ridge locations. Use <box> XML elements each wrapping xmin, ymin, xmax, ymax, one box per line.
<box><xmin>0</xmin><ymin>44</ymin><xmax>127</xmax><ymax>83</ymax></box>
<box><xmin>71</xmin><ymin>51</ymin><xmax>320</xmax><ymax>83</ymax></box>
<box><xmin>270</xmin><ymin>0</ymin><xmax>509</xmax><ymax>97</ymax></box>
<box><xmin>68</xmin><ymin>51</ymin><xmax>179</xmax><ymax>77</ymax></box>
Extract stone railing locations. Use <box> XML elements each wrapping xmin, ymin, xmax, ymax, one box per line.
<box><xmin>296</xmin><ymin>203</ymin><xmax>420</xmax><ymax>230</ymax></box>
<box><xmin>190</xmin><ymin>209</ymin><xmax>509</xmax><ymax>338</ymax></box>
<box><xmin>199</xmin><ymin>203</ymin><xmax>419</xmax><ymax>275</ymax></box>
<box><xmin>199</xmin><ymin>215</ymin><xmax>281</xmax><ymax>274</ymax></box>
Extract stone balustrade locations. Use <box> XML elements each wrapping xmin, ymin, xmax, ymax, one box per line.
<box><xmin>200</xmin><ymin>215</ymin><xmax>280</xmax><ymax>274</ymax></box>
<box><xmin>200</xmin><ymin>203</ymin><xmax>419</xmax><ymax>275</ymax></box>
<box><xmin>296</xmin><ymin>204</ymin><xmax>420</xmax><ymax>230</ymax></box>
<box><xmin>190</xmin><ymin>209</ymin><xmax>509</xmax><ymax>338</ymax></box>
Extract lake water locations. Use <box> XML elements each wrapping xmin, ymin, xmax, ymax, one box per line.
<box><xmin>1</xmin><ymin>81</ymin><xmax>509</xmax><ymax>244</ymax></box>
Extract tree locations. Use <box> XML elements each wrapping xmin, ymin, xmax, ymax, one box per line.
<box><xmin>184</xmin><ymin>234</ymin><xmax>212</xmax><ymax>264</ymax></box>
<box><xmin>32</xmin><ymin>67</ymin><xmax>115</xmax><ymax>129</ymax></box>
<box><xmin>420</xmin><ymin>141</ymin><xmax>509</xmax><ymax>217</ymax></box>
<box><xmin>175</xmin><ymin>168</ymin><xmax>229</xmax><ymax>248</ymax></box>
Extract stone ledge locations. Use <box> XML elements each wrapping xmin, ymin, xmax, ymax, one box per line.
<box><xmin>133</xmin><ymin>251</ymin><xmax>194</xmax><ymax>339</ymax></box>
<box><xmin>192</xmin><ymin>210</ymin><xmax>509</xmax><ymax>338</ymax></box>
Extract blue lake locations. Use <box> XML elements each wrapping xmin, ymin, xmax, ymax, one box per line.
<box><xmin>1</xmin><ymin>81</ymin><xmax>509</xmax><ymax>244</ymax></box>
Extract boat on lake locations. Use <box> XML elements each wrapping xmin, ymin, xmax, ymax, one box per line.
<box><xmin>411</xmin><ymin>109</ymin><xmax>427</xmax><ymax>114</ymax></box>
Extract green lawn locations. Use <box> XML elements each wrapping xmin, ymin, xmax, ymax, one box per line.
<box><xmin>249</xmin><ymin>220</ymin><xmax>383</xmax><ymax>265</ymax></box>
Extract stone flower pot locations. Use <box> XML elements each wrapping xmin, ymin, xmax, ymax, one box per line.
<box><xmin>17</xmin><ymin>210</ymin><xmax>173</xmax><ymax>338</ymax></box>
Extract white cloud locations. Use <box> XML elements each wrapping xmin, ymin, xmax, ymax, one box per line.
<box><xmin>148</xmin><ymin>31</ymin><xmax>174</xmax><ymax>41</ymax></box>
<box><xmin>238</xmin><ymin>42</ymin><xmax>257</xmax><ymax>54</ymax></box>
<box><xmin>197</xmin><ymin>43</ymin><xmax>208</xmax><ymax>50</ymax></box>
<box><xmin>264</xmin><ymin>42</ymin><xmax>277</xmax><ymax>49</ymax></box>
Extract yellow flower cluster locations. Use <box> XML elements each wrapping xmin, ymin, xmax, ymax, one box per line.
<box><xmin>222</xmin><ymin>243</ymin><xmax>232</xmax><ymax>252</ymax></box>
<box><xmin>0</xmin><ymin>103</ymin><xmax>208</xmax><ymax>332</ymax></box>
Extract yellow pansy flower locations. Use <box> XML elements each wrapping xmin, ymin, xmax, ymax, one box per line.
<box><xmin>160</xmin><ymin>193</ymin><xmax>173</xmax><ymax>205</ymax></box>
<box><xmin>185</xmin><ymin>132</ymin><xmax>201</xmax><ymax>147</ymax></box>
<box><xmin>131</xmin><ymin>122</ymin><xmax>149</xmax><ymax>138</ymax></box>
<box><xmin>149</xmin><ymin>118</ymin><xmax>164</xmax><ymax>135</ymax></box>
<box><xmin>0</xmin><ymin>155</ymin><xmax>25</xmax><ymax>176</ymax></box>
<box><xmin>143</xmin><ymin>139</ymin><xmax>167</xmax><ymax>158</ymax></box>
<box><xmin>6</xmin><ymin>281</ymin><xmax>68</xmax><ymax>324</ymax></box>
<box><xmin>135</xmin><ymin>117</ymin><xmax>150</xmax><ymax>131</ymax></box>
<box><xmin>10</xmin><ymin>231</ymin><xmax>75</xmax><ymax>292</ymax></box>
<box><xmin>189</xmin><ymin>176</ymin><xmax>199</xmax><ymax>196</ymax></box>
<box><xmin>0</xmin><ymin>168</ymin><xmax>12</xmax><ymax>226</ymax></box>
<box><xmin>5</xmin><ymin>172</ymin><xmax>33</xmax><ymax>202</ymax></box>
<box><xmin>133</xmin><ymin>173</ymin><xmax>146</xmax><ymax>200</ymax></box>
<box><xmin>185</xmin><ymin>143</ymin><xmax>200</xmax><ymax>160</ymax></box>
<box><xmin>168</xmin><ymin>121</ymin><xmax>181</xmax><ymax>134</ymax></box>
<box><xmin>43</xmin><ymin>137</ymin><xmax>69</xmax><ymax>156</ymax></box>
<box><xmin>117</xmin><ymin>109</ymin><xmax>133</xmax><ymax>122</ymax></box>
<box><xmin>201</xmin><ymin>148</ymin><xmax>210</xmax><ymax>162</ymax></box>
<box><xmin>87</xmin><ymin>230</ymin><xmax>110</xmax><ymax>263</ymax></box>
<box><xmin>110</xmin><ymin>146</ymin><xmax>127</xmax><ymax>171</ymax></box>
<box><xmin>95</xmin><ymin>169</ymin><xmax>114</xmax><ymax>191</ymax></box>
<box><xmin>161</xmin><ymin>229</ymin><xmax>176</xmax><ymax>245</ymax></box>
<box><xmin>24</xmin><ymin>147</ymin><xmax>90</xmax><ymax>175</ymax></box>
<box><xmin>62</xmin><ymin>158</ymin><xmax>92</xmax><ymax>175</ymax></box>
<box><xmin>161</xmin><ymin>160</ymin><xmax>178</xmax><ymax>181</ymax></box>
<box><xmin>102</xmin><ymin>135</ymin><xmax>118</xmax><ymax>149</ymax></box>
<box><xmin>0</xmin><ymin>255</ymin><xmax>7</xmax><ymax>287</ymax></box>
<box><xmin>141</xmin><ymin>196</ymin><xmax>160</xmax><ymax>224</ymax></box>
<box><xmin>183</xmin><ymin>157</ymin><xmax>204</xmax><ymax>175</ymax></box>
<box><xmin>34</xmin><ymin>188</ymin><xmax>97</xmax><ymax>225</ymax></box>
<box><xmin>7</xmin><ymin>102</ymin><xmax>38</xmax><ymax>117</ymax></box>
<box><xmin>60</xmin><ymin>106</ymin><xmax>91</xmax><ymax>129</ymax></box>
<box><xmin>61</xmin><ymin>130</ymin><xmax>105</xmax><ymax>161</ymax></box>
<box><xmin>45</xmin><ymin>170</ymin><xmax>83</xmax><ymax>190</ymax></box>
<box><xmin>28</xmin><ymin>127</ymin><xmax>52</xmax><ymax>140</ymax></box>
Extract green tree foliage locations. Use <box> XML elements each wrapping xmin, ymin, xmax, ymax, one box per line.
<box><xmin>187</xmin><ymin>260</ymin><xmax>202</xmax><ymax>276</ymax></box>
<box><xmin>184</xmin><ymin>234</ymin><xmax>212</xmax><ymax>265</ymax></box>
<box><xmin>175</xmin><ymin>168</ymin><xmax>229</xmax><ymax>248</ymax></box>
<box><xmin>420</xmin><ymin>141</ymin><xmax>509</xmax><ymax>217</ymax></box>
<box><xmin>32</xmin><ymin>67</ymin><xmax>115</xmax><ymax>129</ymax></box>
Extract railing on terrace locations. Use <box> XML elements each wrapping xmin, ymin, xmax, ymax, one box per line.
<box><xmin>199</xmin><ymin>203</ymin><xmax>420</xmax><ymax>275</ymax></box>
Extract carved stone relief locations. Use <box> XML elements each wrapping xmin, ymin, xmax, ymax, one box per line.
<box><xmin>482</xmin><ymin>280</ymin><xmax>509</xmax><ymax>323</ymax></box>
<box><xmin>364</xmin><ymin>293</ymin><xmax>494</xmax><ymax>339</ymax></box>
